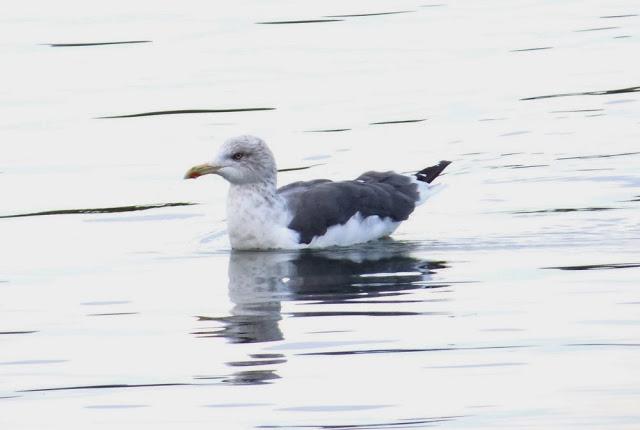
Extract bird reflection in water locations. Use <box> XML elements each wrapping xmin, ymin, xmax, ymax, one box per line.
<box><xmin>198</xmin><ymin>241</ymin><xmax>448</xmax><ymax>344</ymax></box>
<box><xmin>195</xmin><ymin>241</ymin><xmax>448</xmax><ymax>385</ymax></box>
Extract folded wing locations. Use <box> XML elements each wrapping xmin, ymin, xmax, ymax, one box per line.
<box><xmin>278</xmin><ymin>171</ymin><xmax>419</xmax><ymax>244</ymax></box>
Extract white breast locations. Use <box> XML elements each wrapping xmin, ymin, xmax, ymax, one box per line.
<box><xmin>226</xmin><ymin>184</ymin><xmax>299</xmax><ymax>250</ymax></box>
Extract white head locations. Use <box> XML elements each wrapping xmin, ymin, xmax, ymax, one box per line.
<box><xmin>185</xmin><ymin>135</ymin><xmax>277</xmax><ymax>185</ymax></box>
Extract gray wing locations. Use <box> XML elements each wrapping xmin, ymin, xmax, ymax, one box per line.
<box><xmin>278</xmin><ymin>171</ymin><xmax>419</xmax><ymax>244</ymax></box>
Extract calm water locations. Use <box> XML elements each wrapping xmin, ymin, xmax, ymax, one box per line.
<box><xmin>2</xmin><ymin>1</ymin><xmax>639</xmax><ymax>428</ymax></box>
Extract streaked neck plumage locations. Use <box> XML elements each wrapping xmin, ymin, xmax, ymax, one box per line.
<box><xmin>225</xmin><ymin>177</ymin><xmax>297</xmax><ymax>250</ymax></box>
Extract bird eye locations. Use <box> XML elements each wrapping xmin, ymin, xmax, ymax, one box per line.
<box><xmin>231</xmin><ymin>152</ymin><xmax>244</xmax><ymax>161</ymax></box>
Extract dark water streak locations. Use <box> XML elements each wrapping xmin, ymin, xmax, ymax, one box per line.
<box><xmin>0</xmin><ymin>203</ymin><xmax>195</xmax><ymax>219</ymax></box>
<box><xmin>86</xmin><ymin>312</ymin><xmax>139</xmax><ymax>317</ymax></box>
<box><xmin>557</xmin><ymin>151</ymin><xmax>640</xmax><ymax>160</ymax></box>
<box><xmin>325</xmin><ymin>11</ymin><xmax>414</xmax><ymax>18</ymax></box>
<box><xmin>257</xmin><ymin>20</ymin><xmax>343</xmax><ymax>25</ymax></box>
<box><xmin>522</xmin><ymin>85</ymin><xmax>640</xmax><ymax>101</ymax></box>
<box><xmin>0</xmin><ymin>331</ymin><xmax>38</xmax><ymax>335</ymax></box>
<box><xmin>575</xmin><ymin>26</ymin><xmax>620</xmax><ymax>32</ymax></box>
<box><xmin>544</xmin><ymin>263</ymin><xmax>640</xmax><ymax>271</ymax></box>
<box><xmin>299</xmin><ymin>345</ymin><xmax>531</xmax><ymax>356</ymax></box>
<box><xmin>511</xmin><ymin>47</ymin><xmax>553</xmax><ymax>52</ymax></box>
<box><xmin>489</xmin><ymin>164</ymin><xmax>548</xmax><ymax>170</ymax></box>
<box><xmin>19</xmin><ymin>383</ymin><xmax>191</xmax><ymax>393</ymax></box>
<box><xmin>97</xmin><ymin>108</ymin><xmax>275</xmax><ymax>119</ymax></box>
<box><xmin>304</xmin><ymin>129</ymin><xmax>351</xmax><ymax>133</ymax></box>
<box><xmin>258</xmin><ymin>416</ymin><xmax>461</xmax><ymax>428</ymax></box>
<box><xmin>227</xmin><ymin>359</ymin><xmax>287</xmax><ymax>367</ymax></box>
<box><xmin>370</xmin><ymin>119</ymin><xmax>427</xmax><ymax>125</ymax></box>
<box><xmin>45</xmin><ymin>40</ymin><xmax>151</xmax><ymax>47</ymax></box>
<box><xmin>278</xmin><ymin>164</ymin><xmax>324</xmax><ymax>173</ymax></box>
<box><xmin>513</xmin><ymin>207</ymin><xmax>614</xmax><ymax>214</ymax></box>
<box><xmin>287</xmin><ymin>310</ymin><xmax>443</xmax><ymax>317</ymax></box>
<box><xmin>551</xmin><ymin>109</ymin><xmax>604</xmax><ymax>113</ymax></box>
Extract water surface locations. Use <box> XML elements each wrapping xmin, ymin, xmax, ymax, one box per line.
<box><xmin>1</xmin><ymin>1</ymin><xmax>639</xmax><ymax>428</ymax></box>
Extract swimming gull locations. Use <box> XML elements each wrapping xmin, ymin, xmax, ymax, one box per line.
<box><xmin>185</xmin><ymin>135</ymin><xmax>450</xmax><ymax>250</ymax></box>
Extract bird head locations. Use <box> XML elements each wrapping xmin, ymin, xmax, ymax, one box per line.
<box><xmin>184</xmin><ymin>135</ymin><xmax>277</xmax><ymax>185</ymax></box>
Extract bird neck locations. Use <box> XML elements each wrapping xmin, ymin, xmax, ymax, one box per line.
<box><xmin>226</xmin><ymin>180</ymin><xmax>285</xmax><ymax>227</ymax></box>
<box><xmin>225</xmin><ymin>180</ymin><xmax>291</xmax><ymax>250</ymax></box>
<box><xmin>228</xmin><ymin>179</ymin><xmax>278</xmax><ymax>203</ymax></box>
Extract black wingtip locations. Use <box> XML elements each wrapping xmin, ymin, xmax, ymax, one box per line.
<box><xmin>415</xmin><ymin>160</ymin><xmax>451</xmax><ymax>183</ymax></box>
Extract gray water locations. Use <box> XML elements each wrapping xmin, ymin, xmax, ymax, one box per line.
<box><xmin>1</xmin><ymin>1</ymin><xmax>639</xmax><ymax>428</ymax></box>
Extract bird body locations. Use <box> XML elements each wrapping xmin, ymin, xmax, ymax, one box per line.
<box><xmin>185</xmin><ymin>135</ymin><xmax>450</xmax><ymax>250</ymax></box>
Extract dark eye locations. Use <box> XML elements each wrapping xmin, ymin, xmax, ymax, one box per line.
<box><xmin>231</xmin><ymin>152</ymin><xmax>244</xmax><ymax>161</ymax></box>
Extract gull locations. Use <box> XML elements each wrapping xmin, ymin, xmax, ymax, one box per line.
<box><xmin>185</xmin><ymin>135</ymin><xmax>450</xmax><ymax>250</ymax></box>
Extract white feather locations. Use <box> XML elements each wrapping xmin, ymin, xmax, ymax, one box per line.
<box><xmin>308</xmin><ymin>214</ymin><xmax>399</xmax><ymax>248</ymax></box>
